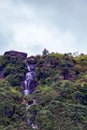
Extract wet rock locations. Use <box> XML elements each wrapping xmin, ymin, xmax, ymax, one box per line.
<box><xmin>0</xmin><ymin>69</ymin><xmax>4</xmax><ymax>79</ymax></box>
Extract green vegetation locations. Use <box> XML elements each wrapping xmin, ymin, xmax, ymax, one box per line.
<box><xmin>0</xmin><ymin>52</ymin><xmax>27</xmax><ymax>86</ymax></box>
<box><xmin>0</xmin><ymin>51</ymin><xmax>87</xmax><ymax>129</ymax></box>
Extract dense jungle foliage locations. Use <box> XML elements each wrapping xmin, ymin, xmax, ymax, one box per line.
<box><xmin>0</xmin><ymin>51</ymin><xmax>87</xmax><ymax>130</ymax></box>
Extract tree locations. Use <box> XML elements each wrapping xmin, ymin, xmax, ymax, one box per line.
<box><xmin>74</xmin><ymin>91</ymin><xmax>83</xmax><ymax>104</ymax></box>
<box><xmin>42</xmin><ymin>48</ymin><xmax>49</xmax><ymax>56</ymax></box>
<box><xmin>68</xmin><ymin>104</ymin><xmax>87</xmax><ymax>130</ymax></box>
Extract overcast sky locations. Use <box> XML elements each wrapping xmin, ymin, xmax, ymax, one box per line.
<box><xmin>0</xmin><ymin>0</ymin><xmax>87</xmax><ymax>56</ymax></box>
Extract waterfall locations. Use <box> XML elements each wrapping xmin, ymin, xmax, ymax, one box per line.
<box><xmin>24</xmin><ymin>64</ymin><xmax>36</xmax><ymax>96</ymax></box>
<box><xmin>23</xmin><ymin>63</ymin><xmax>37</xmax><ymax>129</ymax></box>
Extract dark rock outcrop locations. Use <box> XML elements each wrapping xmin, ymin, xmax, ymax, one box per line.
<box><xmin>0</xmin><ymin>69</ymin><xmax>4</xmax><ymax>79</ymax></box>
<box><xmin>27</xmin><ymin>56</ymin><xmax>36</xmax><ymax>64</ymax></box>
<box><xmin>29</xmin><ymin>80</ymin><xmax>37</xmax><ymax>94</ymax></box>
<box><xmin>4</xmin><ymin>50</ymin><xmax>27</xmax><ymax>60</ymax></box>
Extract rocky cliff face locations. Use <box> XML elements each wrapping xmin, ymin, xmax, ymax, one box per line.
<box><xmin>27</xmin><ymin>56</ymin><xmax>37</xmax><ymax>64</ymax></box>
<box><xmin>4</xmin><ymin>50</ymin><xmax>27</xmax><ymax>60</ymax></box>
<box><xmin>0</xmin><ymin>69</ymin><xmax>4</xmax><ymax>79</ymax></box>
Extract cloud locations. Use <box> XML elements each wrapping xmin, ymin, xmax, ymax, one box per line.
<box><xmin>11</xmin><ymin>21</ymin><xmax>76</xmax><ymax>55</ymax></box>
<box><xmin>0</xmin><ymin>0</ymin><xmax>87</xmax><ymax>55</ymax></box>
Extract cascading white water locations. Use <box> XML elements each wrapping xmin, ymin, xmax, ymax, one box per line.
<box><xmin>24</xmin><ymin>64</ymin><xmax>34</xmax><ymax>96</ymax></box>
<box><xmin>26</xmin><ymin>64</ymin><xmax>31</xmax><ymax>71</ymax></box>
<box><xmin>23</xmin><ymin>63</ymin><xmax>37</xmax><ymax>129</ymax></box>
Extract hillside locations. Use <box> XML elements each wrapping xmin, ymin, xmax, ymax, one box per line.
<box><xmin>0</xmin><ymin>51</ymin><xmax>87</xmax><ymax>130</ymax></box>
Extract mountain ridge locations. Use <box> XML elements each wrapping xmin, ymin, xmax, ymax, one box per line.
<box><xmin>0</xmin><ymin>50</ymin><xmax>87</xmax><ymax>129</ymax></box>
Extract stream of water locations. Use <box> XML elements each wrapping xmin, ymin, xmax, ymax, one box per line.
<box><xmin>23</xmin><ymin>64</ymin><xmax>37</xmax><ymax>129</ymax></box>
